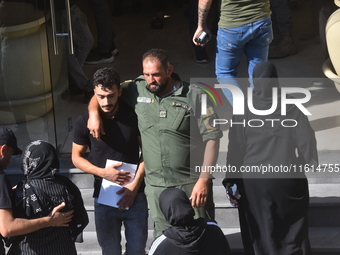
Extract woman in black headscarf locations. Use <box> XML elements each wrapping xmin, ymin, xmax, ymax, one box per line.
<box><xmin>224</xmin><ymin>62</ymin><xmax>318</xmax><ymax>255</ymax></box>
<box><xmin>149</xmin><ymin>188</ymin><xmax>230</xmax><ymax>255</ymax></box>
<box><xmin>8</xmin><ymin>140</ymin><xmax>88</xmax><ymax>255</ymax></box>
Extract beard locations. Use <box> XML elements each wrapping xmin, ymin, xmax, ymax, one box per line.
<box><xmin>146</xmin><ymin>77</ymin><xmax>169</xmax><ymax>94</ymax></box>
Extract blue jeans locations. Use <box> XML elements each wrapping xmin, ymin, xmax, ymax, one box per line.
<box><xmin>216</xmin><ymin>16</ymin><xmax>273</xmax><ymax>105</ymax></box>
<box><xmin>94</xmin><ymin>192</ymin><xmax>148</xmax><ymax>255</ymax></box>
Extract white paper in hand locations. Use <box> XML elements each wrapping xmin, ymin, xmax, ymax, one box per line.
<box><xmin>97</xmin><ymin>159</ymin><xmax>137</xmax><ymax>209</ymax></box>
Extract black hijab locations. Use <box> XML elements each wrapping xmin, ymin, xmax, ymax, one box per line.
<box><xmin>20</xmin><ymin>140</ymin><xmax>59</xmax><ymax>179</ymax></box>
<box><xmin>250</xmin><ymin>62</ymin><xmax>284</xmax><ymax>115</ymax></box>
<box><xmin>18</xmin><ymin>140</ymin><xmax>60</xmax><ymax>217</ymax></box>
<box><xmin>253</xmin><ymin>62</ymin><xmax>279</xmax><ymax>98</ymax></box>
<box><xmin>160</xmin><ymin>188</ymin><xmax>206</xmax><ymax>252</ymax></box>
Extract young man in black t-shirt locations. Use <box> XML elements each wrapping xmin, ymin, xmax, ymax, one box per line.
<box><xmin>72</xmin><ymin>68</ymin><xmax>148</xmax><ymax>255</ymax></box>
<box><xmin>0</xmin><ymin>126</ymin><xmax>73</xmax><ymax>255</ymax></box>
<box><xmin>0</xmin><ymin>126</ymin><xmax>19</xmax><ymax>255</ymax></box>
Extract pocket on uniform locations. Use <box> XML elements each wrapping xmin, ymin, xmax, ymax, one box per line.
<box><xmin>170</xmin><ymin>103</ymin><xmax>192</xmax><ymax>132</ymax></box>
<box><xmin>137</xmin><ymin>104</ymin><xmax>154</xmax><ymax>131</ymax></box>
<box><xmin>171</xmin><ymin>107</ymin><xmax>187</xmax><ymax>130</ymax></box>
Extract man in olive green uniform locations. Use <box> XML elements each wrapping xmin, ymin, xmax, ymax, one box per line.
<box><xmin>88</xmin><ymin>49</ymin><xmax>222</xmax><ymax>237</ymax></box>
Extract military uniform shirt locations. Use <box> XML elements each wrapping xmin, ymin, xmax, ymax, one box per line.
<box><xmin>122</xmin><ymin>75</ymin><xmax>223</xmax><ymax>187</ymax></box>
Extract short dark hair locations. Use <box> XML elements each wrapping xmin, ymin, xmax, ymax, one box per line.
<box><xmin>93</xmin><ymin>68</ymin><xmax>121</xmax><ymax>90</ymax></box>
<box><xmin>142</xmin><ymin>49</ymin><xmax>169</xmax><ymax>70</ymax></box>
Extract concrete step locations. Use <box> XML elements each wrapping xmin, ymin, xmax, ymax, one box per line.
<box><xmin>213</xmin><ymin>183</ymin><xmax>340</xmax><ymax>228</ymax></box>
<box><xmin>75</xmin><ymin>227</ymin><xmax>340</xmax><ymax>255</ymax></box>
<box><xmin>6</xmin><ymin>168</ymin><xmax>340</xmax><ymax>230</ymax></box>
<box><xmin>6</xmin><ymin>155</ymin><xmax>340</xmax><ymax>231</ymax></box>
<box><xmin>76</xmin><ymin>182</ymin><xmax>340</xmax><ymax>232</ymax></box>
<box><xmin>221</xmin><ymin>227</ymin><xmax>340</xmax><ymax>255</ymax></box>
<box><xmin>5</xmin><ymin>155</ymin><xmax>340</xmax><ymax>254</ymax></box>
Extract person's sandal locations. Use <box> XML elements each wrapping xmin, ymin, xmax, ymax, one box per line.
<box><xmin>151</xmin><ymin>17</ymin><xmax>164</xmax><ymax>29</ymax></box>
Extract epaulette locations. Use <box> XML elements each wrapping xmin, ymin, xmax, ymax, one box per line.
<box><xmin>134</xmin><ymin>75</ymin><xmax>145</xmax><ymax>82</ymax></box>
<box><xmin>120</xmin><ymin>80</ymin><xmax>133</xmax><ymax>88</ymax></box>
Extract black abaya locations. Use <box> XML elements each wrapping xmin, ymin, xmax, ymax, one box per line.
<box><xmin>225</xmin><ymin>62</ymin><xmax>318</xmax><ymax>255</ymax></box>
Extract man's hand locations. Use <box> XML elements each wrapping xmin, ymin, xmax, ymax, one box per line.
<box><xmin>193</xmin><ymin>28</ymin><xmax>211</xmax><ymax>47</ymax></box>
<box><xmin>193</xmin><ymin>0</ymin><xmax>213</xmax><ymax>46</ymax></box>
<box><xmin>226</xmin><ymin>184</ymin><xmax>240</xmax><ymax>208</ymax></box>
<box><xmin>189</xmin><ymin>178</ymin><xmax>210</xmax><ymax>209</ymax></box>
<box><xmin>103</xmin><ymin>162</ymin><xmax>131</xmax><ymax>185</ymax></box>
<box><xmin>226</xmin><ymin>190</ymin><xmax>240</xmax><ymax>208</ymax></box>
<box><xmin>116</xmin><ymin>183</ymin><xmax>138</xmax><ymax>210</ymax></box>
<box><xmin>87</xmin><ymin>110</ymin><xmax>105</xmax><ymax>141</ymax></box>
<box><xmin>48</xmin><ymin>202</ymin><xmax>73</xmax><ymax>227</ymax></box>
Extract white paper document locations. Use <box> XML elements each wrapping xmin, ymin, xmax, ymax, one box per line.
<box><xmin>97</xmin><ymin>159</ymin><xmax>137</xmax><ymax>209</ymax></box>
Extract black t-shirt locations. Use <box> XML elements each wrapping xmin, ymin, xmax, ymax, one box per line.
<box><xmin>0</xmin><ymin>171</ymin><xmax>12</xmax><ymax>254</ymax></box>
<box><xmin>73</xmin><ymin>100</ymin><xmax>143</xmax><ymax>197</ymax></box>
<box><xmin>0</xmin><ymin>171</ymin><xmax>12</xmax><ymax>209</ymax></box>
